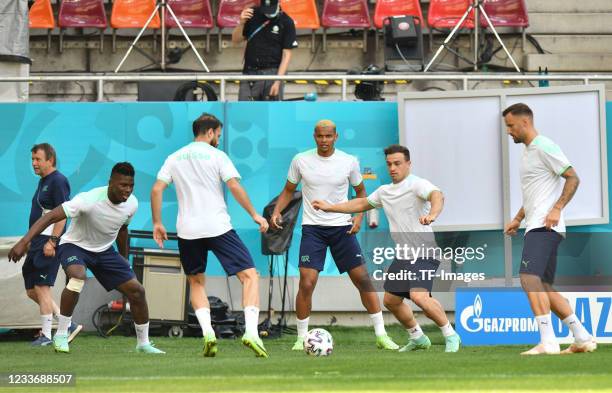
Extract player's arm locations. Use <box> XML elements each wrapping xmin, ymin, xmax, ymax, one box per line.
<box><xmin>226</xmin><ymin>178</ymin><xmax>269</xmax><ymax>233</ymax></box>
<box><xmin>151</xmin><ymin>180</ymin><xmax>169</xmax><ymax>248</ymax></box>
<box><xmin>505</xmin><ymin>207</ymin><xmax>525</xmax><ymax>236</ymax></box>
<box><xmin>8</xmin><ymin>206</ymin><xmax>67</xmax><ymax>262</ymax></box>
<box><xmin>419</xmin><ymin>190</ymin><xmax>444</xmax><ymax>225</ymax></box>
<box><xmin>43</xmin><ymin>218</ymin><xmax>67</xmax><ymax>258</ymax></box>
<box><xmin>347</xmin><ymin>182</ymin><xmax>367</xmax><ymax>234</ymax></box>
<box><xmin>546</xmin><ymin>167</ymin><xmax>580</xmax><ymax>229</ymax></box>
<box><xmin>116</xmin><ymin>225</ymin><xmax>129</xmax><ymax>259</ymax></box>
<box><xmin>312</xmin><ymin>197</ymin><xmax>373</xmax><ymax>214</ymax></box>
<box><xmin>270</xmin><ymin>181</ymin><xmax>298</xmax><ymax>230</ymax></box>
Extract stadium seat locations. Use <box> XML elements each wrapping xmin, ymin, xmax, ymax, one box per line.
<box><xmin>111</xmin><ymin>0</ymin><xmax>161</xmax><ymax>53</ymax></box>
<box><xmin>321</xmin><ymin>0</ymin><xmax>371</xmax><ymax>53</ymax></box>
<box><xmin>58</xmin><ymin>0</ymin><xmax>108</xmax><ymax>53</ymax></box>
<box><xmin>165</xmin><ymin>0</ymin><xmax>214</xmax><ymax>52</ymax></box>
<box><xmin>373</xmin><ymin>0</ymin><xmax>424</xmax><ymax>50</ymax></box>
<box><xmin>29</xmin><ymin>0</ymin><xmax>55</xmax><ymax>53</ymax></box>
<box><xmin>480</xmin><ymin>0</ymin><xmax>529</xmax><ymax>48</ymax></box>
<box><xmin>280</xmin><ymin>0</ymin><xmax>319</xmax><ymax>53</ymax></box>
<box><xmin>373</xmin><ymin>0</ymin><xmax>423</xmax><ymax>29</ymax></box>
<box><xmin>216</xmin><ymin>0</ymin><xmax>260</xmax><ymax>53</ymax></box>
<box><xmin>427</xmin><ymin>0</ymin><xmax>474</xmax><ymax>51</ymax></box>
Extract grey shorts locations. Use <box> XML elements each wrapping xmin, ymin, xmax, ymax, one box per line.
<box><xmin>238</xmin><ymin>68</ymin><xmax>284</xmax><ymax>101</ymax></box>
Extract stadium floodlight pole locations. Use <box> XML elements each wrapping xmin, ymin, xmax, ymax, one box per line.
<box><xmin>114</xmin><ymin>0</ymin><xmax>210</xmax><ymax>73</ymax></box>
<box><xmin>424</xmin><ymin>0</ymin><xmax>520</xmax><ymax>73</ymax></box>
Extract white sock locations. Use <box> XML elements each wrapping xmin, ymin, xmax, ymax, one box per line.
<box><xmin>407</xmin><ymin>323</ymin><xmax>424</xmax><ymax>340</ymax></box>
<box><xmin>369</xmin><ymin>311</ymin><xmax>387</xmax><ymax>337</ymax></box>
<box><xmin>562</xmin><ymin>314</ymin><xmax>591</xmax><ymax>342</ymax></box>
<box><xmin>296</xmin><ymin>317</ymin><xmax>309</xmax><ymax>338</ymax></box>
<box><xmin>195</xmin><ymin>308</ymin><xmax>215</xmax><ymax>336</ymax></box>
<box><xmin>41</xmin><ymin>314</ymin><xmax>53</xmax><ymax>339</ymax></box>
<box><xmin>134</xmin><ymin>322</ymin><xmax>150</xmax><ymax>346</ymax></box>
<box><xmin>439</xmin><ymin>322</ymin><xmax>456</xmax><ymax>337</ymax></box>
<box><xmin>243</xmin><ymin>305</ymin><xmax>260</xmax><ymax>337</ymax></box>
<box><xmin>535</xmin><ymin>314</ymin><xmax>556</xmax><ymax>344</ymax></box>
<box><xmin>56</xmin><ymin>314</ymin><xmax>71</xmax><ymax>336</ymax></box>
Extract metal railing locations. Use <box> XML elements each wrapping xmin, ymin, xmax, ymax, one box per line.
<box><xmin>1</xmin><ymin>73</ymin><xmax>612</xmax><ymax>101</ymax></box>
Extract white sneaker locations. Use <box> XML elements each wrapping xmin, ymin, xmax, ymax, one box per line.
<box><xmin>520</xmin><ymin>342</ymin><xmax>560</xmax><ymax>355</ymax></box>
<box><xmin>561</xmin><ymin>337</ymin><xmax>597</xmax><ymax>354</ymax></box>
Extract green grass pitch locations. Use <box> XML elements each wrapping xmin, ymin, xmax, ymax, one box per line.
<box><xmin>1</xmin><ymin>326</ymin><xmax>611</xmax><ymax>392</ymax></box>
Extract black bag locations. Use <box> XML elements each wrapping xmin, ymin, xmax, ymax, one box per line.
<box><xmin>261</xmin><ymin>191</ymin><xmax>303</xmax><ymax>255</ymax></box>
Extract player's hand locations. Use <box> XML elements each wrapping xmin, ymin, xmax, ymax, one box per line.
<box><xmin>269</xmin><ymin>81</ymin><xmax>281</xmax><ymax>97</ymax></box>
<box><xmin>8</xmin><ymin>239</ymin><xmax>28</xmax><ymax>262</ymax></box>
<box><xmin>347</xmin><ymin>215</ymin><xmax>362</xmax><ymax>235</ymax></box>
<box><xmin>253</xmin><ymin>214</ymin><xmax>269</xmax><ymax>233</ymax></box>
<box><xmin>153</xmin><ymin>223</ymin><xmax>168</xmax><ymax>248</ymax></box>
<box><xmin>419</xmin><ymin>214</ymin><xmax>436</xmax><ymax>225</ymax></box>
<box><xmin>239</xmin><ymin>7</ymin><xmax>254</xmax><ymax>24</ymax></box>
<box><xmin>43</xmin><ymin>240</ymin><xmax>56</xmax><ymax>257</ymax></box>
<box><xmin>311</xmin><ymin>200</ymin><xmax>332</xmax><ymax>212</ymax></box>
<box><xmin>271</xmin><ymin>212</ymin><xmax>283</xmax><ymax>230</ymax></box>
<box><xmin>504</xmin><ymin>218</ymin><xmax>520</xmax><ymax>236</ymax></box>
<box><xmin>545</xmin><ymin>207</ymin><xmax>561</xmax><ymax>230</ymax></box>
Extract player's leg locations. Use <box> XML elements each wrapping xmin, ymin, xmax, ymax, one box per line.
<box><xmin>208</xmin><ymin>230</ymin><xmax>267</xmax><ymax>357</ymax></box>
<box><xmin>177</xmin><ymin>237</ymin><xmax>217</xmax><ymax>356</ymax></box>
<box><xmin>294</xmin><ymin>267</ymin><xmax>319</xmax><ymax>349</ymax></box>
<box><xmin>52</xmin><ymin>262</ymin><xmax>86</xmax><ymax>354</ymax></box>
<box><xmin>94</xmin><ymin>247</ymin><xmax>163</xmax><ymax>354</ymax></box>
<box><xmin>330</xmin><ymin>226</ymin><xmax>398</xmax><ymax>349</ymax></box>
<box><xmin>519</xmin><ymin>229</ymin><xmax>561</xmax><ymax>355</ymax></box>
<box><xmin>293</xmin><ymin>226</ymin><xmax>327</xmax><ymax>349</ymax></box>
<box><xmin>409</xmin><ymin>288</ymin><xmax>460</xmax><ymax>352</ymax></box>
<box><xmin>543</xmin><ymin>284</ymin><xmax>597</xmax><ymax>354</ymax></box>
<box><xmin>346</xmin><ymin>264</ymin><xmax>397</xmax><ymax>349</ymax></box>
<box><xmin>383</xmin><ymin>292</ymin><xmax>431</xmax><ymax>352</ymax></box>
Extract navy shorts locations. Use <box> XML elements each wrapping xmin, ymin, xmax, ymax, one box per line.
<box><xmin>298</xmin><ymin>225</ymin><xmax>364</xmax><ymax>274</ymax></box>
<box><xmin>22</xmin><ymin>245</ymin><xmax>61</xmax><ymax>290</ymax></box>
<box><xmin>56</xmin><ymin>243</ymin><xmax>136</xmax><ymax>291</ymax></box>
<box><xmin>178</xmin><ymin>229</ymin><xmax>254</xmax><ymax>276</ymax></box>
<box><xmin>520</xmin><ymin>227</ymin><xmax>563</xmax><ymax>284</ymax></box>
<box><xmin>383</xmin><ymin>258</ymin><xmax>440</xmax><ymax>299</ymax></box>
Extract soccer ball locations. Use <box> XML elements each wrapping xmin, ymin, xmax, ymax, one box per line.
<box><xmin>304</xmin><ymin>328</ymin><xmax>333</xmax><ymax>356</ymax></box>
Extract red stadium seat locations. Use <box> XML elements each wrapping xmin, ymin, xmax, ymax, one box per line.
<box><xmin>165</xmin><ymin>0</ymin><xmax>214</xmax><ymax>52</ymax></box>
<box><xmin>216</xmin><ymin>0</ymin><xmax>260</xmax><ymax>52</ymax></box>
<box><xmin>111</xmin><ymin>0</ymin><xmax>161</xmax><ymax>53</ymax></box>
<box><xmin>58</xmin><ymin>0</ymin><xmax>108</xmax><ymax>53</ymax></box>
<box><xmin>480</xmin><ymin>0</ymin><xmax>529</xmax><ymax>28</ymax></box>
<box><xmin>280</xmin><ymin>0</ymin><xmax>320</xmax><ymax>52</ymax></box>
<box><xmin>427</xmin><ymin>0</ymin><xmax>475</xmax><ymax>30</ymax></box>
<box><xmin>29</xmin><ymin>0</ymin><xmax>55</xmax><ymax>52</ymax></box>
<box><xmin>480</xmin><ymin>0</ymin><xmax>529</xmax><ymax>48</ymax></box>
<box><xmin>373</xmin><ymin>0</ymin><xmax>424</xmax><ymax>30</ymax></box>
<box><xmin>321</xmin><ymin>0</ymin><xmax>371</xmax><ymax>52</ymax></box>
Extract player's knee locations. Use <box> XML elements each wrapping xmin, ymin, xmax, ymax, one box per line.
<box><xmin>66</xmin><ymin>277</ymin><xmax>85</xmax><ymax>293</ymax></box>
<box><xmin>299</xmin><ymin>279</ymin><xmax>316</xmax><ymax>294</ymax></box>
<box><xmin>520</xmin><ymin>273</ymin><xmax>540</xmax><ymax>291</ymax></box>
<box><xmin>383</xmin><ymin>297</ymin><xmax>399</xmax><ymax>311</ymax></box>
<box><xmin>127</xmin><ymin>284</ymin><xmax>146</xmax><ymax>303</ymax></box>
<box><xmin>26</xmin><ymin>289</ymin><xmax>37</xmax><ymax>300</ymax></box>
<box><xmin>238</xmin><ymin>268</ymin><xmax>258</xmax><ymax>283</ymax></box>
<box><xmin>410</xmin><ymin>292</ymin><xmax>428</xmax><ymax>307</ymax></box>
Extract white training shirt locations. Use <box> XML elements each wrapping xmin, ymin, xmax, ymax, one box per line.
<box><xmin>367</xmin><ymin>174</ymin><xmax>439</xmax><ymax>249</ymax></box>
<box><xmin>520</xmin><ymin>135</ymin><xmax>572</xmax><ymax>233</ymax></box>
<box><xmin>287</xmin><ymin>148</ymin><xmax>363</xmax><ymax>226</ymax></box>
<box><xmin>157</xmin><ymin>142</ymin><xmax>240</xmax><ymax>239</ymax></box>
<box><xmin>60</xmin><ymin>186</ymin><xmax>137</xmax><ymax>252</ymax></box>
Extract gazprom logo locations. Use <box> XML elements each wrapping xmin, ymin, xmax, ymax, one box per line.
<box><xmin>460</xmin><ymin>293</ymin><xmax>538</xmax><ymax>333</ymax></box>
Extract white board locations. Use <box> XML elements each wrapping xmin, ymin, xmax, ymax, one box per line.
<box><xmin>398</xmin><ymin>85</ymin><xmax>608</xmax><ymax>231</ymax></box>
<box><xmin>506</xmin><ymin>87</ymin><xmax>608</xmax><ymax>226</ymax></box>
<box><xmin>400</xmin><ymin>93</ymin><xmax>503</xmax><ymax>230</ymax></box>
